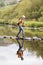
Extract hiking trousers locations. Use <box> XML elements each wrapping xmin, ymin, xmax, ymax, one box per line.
<box><xmin>16</xmin><ymin>26</ymin><xmax>24</xmax><ymax>37</ymax></box>
<box><xmin>17</xmin><ymin>39</ymin><xmax>24</xmax><ymax>51</ymax></box>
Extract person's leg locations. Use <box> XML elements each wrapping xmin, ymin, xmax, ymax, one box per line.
<box><xmin>17</xmin><ymin>39</ymin><xmax>24</xmax><ymax>50</ymax></box>
<box><xmin>17</xmin><ymin>39</ymin><xmax>22</xmax><ymax>51</ymax></box>
<box><xmin>22</xmin><ymin>39</ymin><xmax>24</xmax><ymax>48</ymax></box>
<box><xmin>16</xmin><ymin>26</ymin><xmax>21</xmax><ymax>37</ymax></box>
<box><xmin>21</xmin><ymin>27</ymin><xmax>24</xmax><ymax>38</ymax></box>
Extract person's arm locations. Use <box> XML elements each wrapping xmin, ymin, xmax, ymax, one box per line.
<box><xmin>17</xmin><ymin>20</ymin><xmax>21</xmax><ymax>26</ymax></box>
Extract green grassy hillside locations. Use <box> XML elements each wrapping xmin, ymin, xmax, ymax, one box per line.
<box><xmin>0</xmin><ymin>0</ymin><xmax>43</xmax><ymax>26</ymax></box>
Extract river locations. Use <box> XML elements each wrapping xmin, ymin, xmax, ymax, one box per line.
<box><xmin>0</xmin><ymin>43</ymin><xmax>43</xmax><ymax>65</ymax></box>
<box><xmin>0</xmin><ymin>25</ymin><xmax>43</xmax><ymax>65</ymax></box>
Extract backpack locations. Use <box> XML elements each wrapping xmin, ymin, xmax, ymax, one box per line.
<box><xmin>17</xmin><ymin>20</ymin><xmax>22</xmax><ymax>26</ymax></box>
<box><xmin>17</xmin><ymin>22</ymin><xmax>19</xmax><ymax>25</ymax></box>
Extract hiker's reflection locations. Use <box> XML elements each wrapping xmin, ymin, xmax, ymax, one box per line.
<box><xmin>16</xmin><ymin>39</ymin><xmax>24</xmax><ymax>60</ymax></box>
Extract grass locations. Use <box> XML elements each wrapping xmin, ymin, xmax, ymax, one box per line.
<box><xmin>0</xmin><ymin>17</ymin><xmax>43</xmax><ymax>27</ymax></box>
<box><xmin>6</xmin><ymin>18</ymin><xmax>43</xmax><ymax>27</ymax></box>
<box><xmin>24</xmin><ymin>20</ymin><xmax>43</xmax><ymax>27</ymax></box>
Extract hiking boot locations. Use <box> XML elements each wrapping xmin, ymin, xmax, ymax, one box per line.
<box><xmin>16</xmin><ymin>36</ymin><xmax>19</xmax><ymax>40</ymax></box>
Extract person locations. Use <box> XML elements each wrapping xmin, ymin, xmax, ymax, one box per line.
<box><xmin>16</xmin><ymin>15</ymin><xmax>25</xmax><ymax>38</ymax></box>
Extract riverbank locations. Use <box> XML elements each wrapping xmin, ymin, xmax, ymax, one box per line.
<box><xmin>0</xmin><ymin>18</ymin><xmax>43</xmax><ymax>27</ymax></box>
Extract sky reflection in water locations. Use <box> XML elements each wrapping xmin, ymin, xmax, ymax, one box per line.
<box><xmin>0</xmin><ymin>44</ymin><xmax>43</xmax><ymax>65</ymax></box>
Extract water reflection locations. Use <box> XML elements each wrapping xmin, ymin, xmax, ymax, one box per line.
<box><xmin>24</xmin><ymin>40</ymin><xmax>43</xmax><ymax>59</ymax></box>
<box><xmin>0</xmin><ymin>25</ymin><xmax>43</xmax><ymax>64</ymax></box>
<box><xmin>0</xmin><ymin>44</ymin><xmax>43</xmax><ymax>65</ymax></box>
<box><xmin>0</xmin><ymin>38</ymin><xmax>43</xmax><ymax>59</ymax></box>
<box><xmin>16</xmin><ymin>38</ymin><xmax>24</xmax><ymax>60</ymax></box>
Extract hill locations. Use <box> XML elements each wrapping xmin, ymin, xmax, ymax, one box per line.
<box><xmin>0</xmin><ymin>0</ymin><xmax>43</xmax><ymax>24</ymax></box>
<box><xmin>13</xmin><ymin>0</ymin><xmax>43</xmax><ymax>20</ymax></box>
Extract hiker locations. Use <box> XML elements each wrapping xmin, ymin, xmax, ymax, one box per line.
<box><xmin>16</xmin><ymin>39</ymin><xmax>24</xmax><ymax>60</ymax></box>
<box><xmin>16</xmin><ymin>15</ymin><xmax>25</xmax><ymax>38</ymax></box>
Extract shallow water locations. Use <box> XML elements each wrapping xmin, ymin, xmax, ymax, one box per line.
<box><xmin>0</xmin><ymin>44</ymin><xmax>43</xmax><ymax>65</ymax></box>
